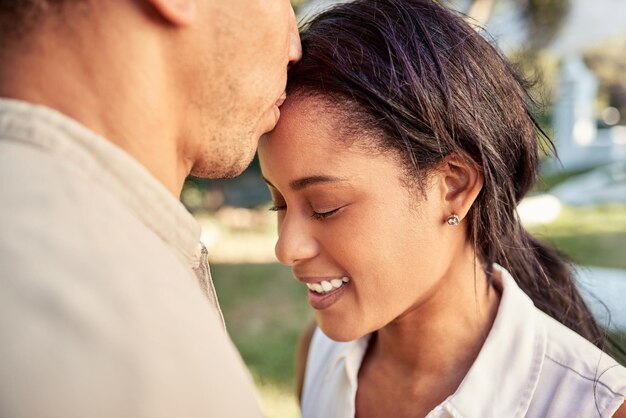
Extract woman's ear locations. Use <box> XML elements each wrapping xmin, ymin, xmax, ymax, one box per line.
<box><xmin>440</xmin><ymin>154</ymin><xmax>483</xmax><ymax>222</ymax></box>
<box><xmin>146</xmin><ymin>0</ymin><xmax>196</xmax><ymax>27</ymax></box>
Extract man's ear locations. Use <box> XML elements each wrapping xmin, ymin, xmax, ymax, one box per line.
<box><xmin>146</xmin><ymin>0</ymin><xmax>196</xmax><ymax>26</ymax></box>
<box><xmin>440</xmin><ymin>154</ymin><xmax>483</xmax><ymax>222</ymax></box>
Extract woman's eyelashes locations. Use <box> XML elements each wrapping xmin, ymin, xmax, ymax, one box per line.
<box><xmin>268</xmin><ymin>201</ymin><xmax>344</xmax><ymax>221</ymax></box>
<box><xmin>269</xmin><ymin>203</ymin><xmax>287</xmax><ymax>212</ymax></box>
<box><xmin>311</xmin><ymin>207</ymin><xmax>341</xmax><ymax>220</ymax></box>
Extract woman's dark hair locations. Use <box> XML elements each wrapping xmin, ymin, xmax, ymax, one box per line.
<box><xmin>288</xmin><ymin>0</ymin><xmax>606</xmax><ymax>346</ymax></box>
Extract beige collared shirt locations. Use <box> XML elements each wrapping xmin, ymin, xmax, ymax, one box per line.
<box><xmin>0</xmin><ymin>98</ymin><xmax>263</xmax><ymax>418</ymax></box>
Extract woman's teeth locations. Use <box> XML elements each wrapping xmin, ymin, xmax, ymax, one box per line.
<box><xmin>306</xmin><ymin>277</ymin><xmax>350</xmax><ymax>294</ymax></box>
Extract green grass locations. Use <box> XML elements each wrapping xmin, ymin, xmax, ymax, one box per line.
<box><xmin>529</xmin><ymin>204</ymin><xmax>626</xmax><ymax>269</ymax></box>
<box><xmin>533</xmin><ymin>166</ymin><xmax>597</xmax><ymax>193</ymax></box>
<box><xmin>211</xmin><ymin>263</ymin><xmax>313</xmax><ymax>418</ymax></box>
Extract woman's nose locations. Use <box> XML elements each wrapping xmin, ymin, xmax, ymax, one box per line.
<box><xmin>274</xmin><ymin>215</ymin><xmax>318</xmax><ymax>266</ymax></box>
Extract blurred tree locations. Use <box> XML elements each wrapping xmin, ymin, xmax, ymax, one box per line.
<box><xmin>447</xmin><ymin>0</ymin><xmax>570</xmax><ymax>121</ymax></box>
<box><xmin>448</xmin><ymin>0</ymin><xmax>570</xmax><ymax>50</ymax></box>
<box><xmin>584</xmin><ymin>37</ymin><xmax>626</xmax><ymax>124</ymax></box>
<box><xmin>291</xmin><ymin>0</ymin><xmax>310</xmax><ymax>14</ymax></box>
<box><xmin>520</xmin><ymin>0</ymin><xmax>570</xmax><ymax>50</ymax></box>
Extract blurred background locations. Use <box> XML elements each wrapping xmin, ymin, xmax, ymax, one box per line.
<box><xmin>184</xmin><ymin>0</ymin><xmax>626</xmax><ymax>416</ymax></box>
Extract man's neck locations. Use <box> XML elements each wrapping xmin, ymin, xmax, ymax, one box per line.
<box><xmin>0</xmin><ymin>19</ymin><xmax>189</xmax><ymax>197</ymax></box>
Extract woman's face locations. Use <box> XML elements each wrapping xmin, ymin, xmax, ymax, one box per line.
<box><xmin>258</xmin><ymin>98</ymin><xmax>457</xmax><ymax>341</ymax></box>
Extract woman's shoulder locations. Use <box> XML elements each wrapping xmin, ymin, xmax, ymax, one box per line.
<box><xmin>538</xmin><ymin>308</ymin><xmax>626</xmax><ymax>387</ymax></box>
<box><xmin>532</xmin><ymin>308</ymin><xmax>626</xmax><ymax>417</ymax></box>
<box><xmin>489</xmin><ymin>266</ymin><xmax>626</xmax><ymax>416</ymax></box>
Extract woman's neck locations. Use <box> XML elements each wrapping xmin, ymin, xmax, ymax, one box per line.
<box><xmin>357</xmin><ymin>248</ymin><xmax>501</xmax><ymax>414</ymax></box>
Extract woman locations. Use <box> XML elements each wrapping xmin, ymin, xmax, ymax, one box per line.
<box><xmin>258</xmin><ymin>0</ymin><xmax>626</xmax><ymax>416</ymax></box>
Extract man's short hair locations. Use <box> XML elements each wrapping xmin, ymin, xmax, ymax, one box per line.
<box><xmin>0</xmin><ymin>1</ymin><xmax>76</xmax><ymax>42</ymax></box>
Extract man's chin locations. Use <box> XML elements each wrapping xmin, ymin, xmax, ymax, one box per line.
<box><xmin>216</xmin><ymin>164</ymin><xmax>247</xmax><ymax>179</ymax></box>
<box><xmin>190</xmin><ymin>152</ymin><xmax>256</xmax><ymax>180</ymax></box>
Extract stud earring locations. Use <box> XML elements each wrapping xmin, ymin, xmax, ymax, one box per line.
<box><xmin>446</xmin><ymin>214</ymin><xmax>460</xmax><ymax>226</ymax></box>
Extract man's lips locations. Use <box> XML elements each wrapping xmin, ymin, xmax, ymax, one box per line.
<box><xmin>275</xmin><ymin>92</ymin><xmax>287</xmax><ymax>108</ymax></box>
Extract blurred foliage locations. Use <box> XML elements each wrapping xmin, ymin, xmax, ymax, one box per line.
<box><xmin>212</xmin><ymin>263</ymin><xmax>312</xmax><ymax>387</ymax></box>
<box><xmin>506</xmin><ymin>49</ymin><xmax>560</xmax><ymax>158</ymax></box>
<box><xmin>510</xmin><ymin>47</ymin><xmax>560</xmax><ymax>101</ymax></box>
<box><xmin>529</xmin><ymin>204</ymin><xmax>626</xmax><ymax>269</ymax></box>
<box><xmin>438</xmin><ymin>0</ymin><xmax>570</xmax><ymax>50</ymax></box>
<box><xmin>212</xmin><ymin>263</ymin><xmax>313</xmax><ymax>418</ymax></box>
<box><xmin>291</xmin><ymin>0</ymin><xmax>311</xmax><ymax>14</ymax></box>
<box><xmin>533</xmin><ymin>165</ymin><xmax>596</xmax><ymax>193</ymax></box>
<box><xmin>182</xmin><ymin>157</ymin><xmax>269</xmax><ymax>212</ymax></box>
<box><xmin>520</xmin><ymin>0</ymin><xmax>570</xmax><ymax>50</ymax></box>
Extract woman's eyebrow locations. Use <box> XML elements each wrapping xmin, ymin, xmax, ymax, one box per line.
<box><xmin>262</xmin><ymin>175</ymin><xmax>348</xmax><ymax>191</ymax></box>
<box><xmin>290</xmin><ymin>175</ymin><xmax>348</xmax><ymax>191</ymax></box>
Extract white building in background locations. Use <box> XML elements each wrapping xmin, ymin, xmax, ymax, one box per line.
<box><xmin>552</xmin><ymin>56</ymin><xmax>599</xmax><ymax>169</ymax></box>
<box><xmin>552</xmin><ymin>56</ymin><xmax>626</xmax><ymax>170</ymax></box>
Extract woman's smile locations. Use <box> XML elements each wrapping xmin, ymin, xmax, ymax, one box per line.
<box><xmin>306</xmin><ymin>279</ymin><xmax>350</xmax><ymax>310</ymax></box>
<box><xmin>297</xmin><ymin>276</ymin><xmax>351</xmax><ymax>310</ymax></box>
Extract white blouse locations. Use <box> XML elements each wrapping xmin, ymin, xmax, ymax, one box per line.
<box><xmin>301</xmin><ymin>265</ymin><xmax>626</xmax><ymax>418</ymax></box>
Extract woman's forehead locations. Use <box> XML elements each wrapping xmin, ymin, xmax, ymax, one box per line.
<box><xmin>268</xmin><ymin>95</ymin><xmax>391</xmax><ymax>157</ymax></box>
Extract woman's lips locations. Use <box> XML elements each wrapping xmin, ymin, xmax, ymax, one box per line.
<box><xmin>305</xmin><ymin>277</ymin><xmax>350</xmax><ymax>293</ymax></box>
<box><xmin>306</xmin><ymin>280</ymin><xmax>350</xmax><ymax>310</ymax></box>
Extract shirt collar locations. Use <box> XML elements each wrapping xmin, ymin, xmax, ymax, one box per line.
<box><xmin>446</xmin><ymin>264</ymin><xmax>546</xmax><ymax>417</ymax></box>
<box><xmin>0</xmin><ymin>98</ymin><xmax>202</xmax><ymax>267</ymax></box>
<box><xmin>324</xmin><ymin>333</ymin><xmax>371</xmax><ymax>386</ymax></box>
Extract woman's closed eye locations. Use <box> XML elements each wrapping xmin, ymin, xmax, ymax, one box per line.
<box><xmin>269</xmin><ymin>203</ymin><xmax>287</xmax><ymax>212</ymax></box>
<box><xmin>311</xmin><ymin>207</ymin><xmax>341</xmax><ymax>220</ymax></box>
<box><xmin>268</xmin><ymin>202</ymin><xmax>344</xmax><ymax>221</ymax></box>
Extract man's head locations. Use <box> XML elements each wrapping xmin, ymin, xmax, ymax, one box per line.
<box><xmin>172</xmin><ymin>0</ymin><xmax>302</xmax><ymax>179</ymax></box>
<box><xmin>0</xmin><ymin>0</ymin><xmax>301</xmax><ymax>189</ymax></box>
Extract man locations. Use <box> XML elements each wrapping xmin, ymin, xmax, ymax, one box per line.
<box><xmin>0</xmin><ymin>1</ymin><xmax>301</xmax><ymax>417</ymax></box>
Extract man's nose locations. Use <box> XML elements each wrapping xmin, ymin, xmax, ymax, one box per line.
<box><xmin>274</xmin><ymin>214</ymin><xmax>318</xmax><ymax>266</ymax></box>
<box><xmin>287</xmin><ymin>9</ymin><xmax>302</xmax><ymax>66</ymax></box>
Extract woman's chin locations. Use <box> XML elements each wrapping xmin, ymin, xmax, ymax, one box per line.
<box><xmin>318</xmin><ymin>321</ymin><xmax>368</xmax><ymax>343</ymax></box>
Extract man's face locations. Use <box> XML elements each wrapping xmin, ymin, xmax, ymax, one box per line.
<box><xmin>182</xmin><ymin>0</ymin><xmax>301</xmax><ymax>179</ymax></box>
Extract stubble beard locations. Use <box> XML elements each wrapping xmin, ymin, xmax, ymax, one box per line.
<box><xmin>189</xmin><ymin>127</ymin><xmax>258</xmax><ymax>180</ymax></box>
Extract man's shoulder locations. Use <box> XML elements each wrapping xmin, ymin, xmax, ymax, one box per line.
<box><xmin>0</xmin><ymin>138</ymin><xmax>190</xmax><ymax>287</ymax></box>
<box><xmin>0</xmin><ymin>142</ymin><xmax>264</xmax><ymax>418</ymax></box>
